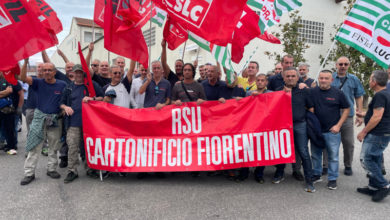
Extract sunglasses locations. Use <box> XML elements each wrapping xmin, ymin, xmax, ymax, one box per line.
<box><xmin>154</xmin><ymin>86</ymin><xmax>159</xmax><ymax>95</ymax></box>
<box><xmin>113</xmin><ymin>71</ymin><xmax>121</xmax><ymax>75</ymax></box>
<box><xmin>338</xmin><ymin>63</ymin><xmax>349</xmax><ymax>66</ymax></box>
<box><xmin>91</xmin><ymin>64</ymin><xmax>98</xmax><ymax>67</ymax></box>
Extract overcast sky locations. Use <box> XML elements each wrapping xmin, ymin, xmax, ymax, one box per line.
<box><xmin>29</xmin><ymin>0</ymin><xmax>95</xmax><ymax>64</ymax></box>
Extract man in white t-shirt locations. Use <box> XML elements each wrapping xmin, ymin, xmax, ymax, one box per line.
<box><xmin>103</xmin><ymin>65</ymin><xmax>132</xmax><ymax>108</ymax></box>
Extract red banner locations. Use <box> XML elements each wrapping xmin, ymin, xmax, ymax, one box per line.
<box><xmin>82</xmin><ymin>91</ymin><xmax>295</xmax><ymax>172</ymax></box>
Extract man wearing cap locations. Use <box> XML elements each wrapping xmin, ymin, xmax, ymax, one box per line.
<box><xmin>60</xmin><ymin>64</ymin><xmax>104</xmax><ymax>182</ymax></box>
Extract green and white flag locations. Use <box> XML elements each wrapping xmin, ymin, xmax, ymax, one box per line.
<box><xmin>335</xmin><ymin>0</ymin><xmax>390</xmax><ymax>68</ymax></box>
<box><xmin>188</xmin><ymin>32</ymin><xmax>210</xmax><ymax>51</ymax></box>
<box><xmin>247</xmin><ymin>0</ymin><xmax>302</xmax><ymax>33</ymax></box>
<box><xmin>187</xmin><ymin>32</ymin><xmax>235</xmax><ymax>83</ymax></box>
<box><xmin>210</xmin><ymin>43</ymin><xmax>235</xmax><ymax>84</ymax></box>
<box><xmin>151</xmin><ymin>7</ymin><xmax>167</xmax><ymax>27</ymax></box>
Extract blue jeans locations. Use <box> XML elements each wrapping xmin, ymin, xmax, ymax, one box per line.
<box><xmin>363</xmin><ymin>134</ymin><xmax>390</xmax><ymax>189</ymax></box>
<box><xmin>293</xmin><ymin>122</ymin><xmax>313</xmax><ymax>183</ymax></box>
<box><xmin>269</xmin><ymin>122</ymin><xmax>313</xmax><ymax>181</ymax></box>
<box><xmin>311</xmin><ymin>132</ymin><xmax>341</xmax><ymax>181</ymax></box>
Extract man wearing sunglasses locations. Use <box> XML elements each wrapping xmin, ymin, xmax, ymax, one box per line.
<box><xmin>139</xmin><ymin>61</ymin><xmax>171</xmax><ymax>110</ymax></box>
<box><xmin>331</xmin><ymin>56</ymin><xmax>365</xmax><ymax>176</ymax></box>
<box><xmin>103</xmin><ymin>65</ymin><xmax>133</xmax><ymax>108</ymax></box>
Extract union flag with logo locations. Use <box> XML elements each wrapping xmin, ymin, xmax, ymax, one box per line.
<box><xmin>0</xmin><ymin>0</ymin><xmax>57</xmax><ymax>70</ymax></box>
<box><xmin>335</xmin><ymin>0</ymin><xmax>390</xmax><ymax>68</ymax></box>
<box><xmin>155</xmin><ymin>0</ymin><xmax>247</xmax><ymax>46</ymax></box>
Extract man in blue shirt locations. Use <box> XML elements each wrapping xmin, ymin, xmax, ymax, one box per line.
<box><xmin>20</xmin><ymin>59</ymin><xmax>67</xmax><ymax>185</ymax></box>
<box><xmin>139</xmin><ymin>61</ymin><xmax>171</xmax><ymax>110</ymax></box>
<box><xmin>331</xmin><ymin>56</ymin><xmax>365</xmax><ymax>176</ymax></box>
<box><xmin>201</xmin><ymin>65</ymin><xmax>227</xmax><ymax>101</ymax></box>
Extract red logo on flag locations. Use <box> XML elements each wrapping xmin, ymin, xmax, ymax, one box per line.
<box><xmin>0</xmin><ymin>6</ymin><xmax>12</xmax><ymax>29</ymax></box>
<box><xmin>164</xmin><ymin>0</ymin><xmax>212</xmax><ymax>28</ymax></box>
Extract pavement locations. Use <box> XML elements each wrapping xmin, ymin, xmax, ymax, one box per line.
<box><xmin>0</xmin><ymin>123</ymin><xmax>389</xmax><ymax>220</ymax></box>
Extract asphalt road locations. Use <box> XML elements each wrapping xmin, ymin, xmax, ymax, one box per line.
<box><xmin>0</xmin><ymin>123</ymin><xmax>389</xmax><ymax>220</ymax></box>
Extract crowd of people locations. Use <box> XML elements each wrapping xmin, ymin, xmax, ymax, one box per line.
<box><xmin>0</xmin><ymin>40</ymin><xmax>390</xmax><ymax>202</ymax></box>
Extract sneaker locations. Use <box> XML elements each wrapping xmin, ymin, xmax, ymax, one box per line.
<box><xmin>327</xmin><ymin>180</ymin><xmax>337</xmax><ymax>190</ymax></box>
<box><xmin>6</xmin><ymin>149</ymin><xmax>17</xmax><ymax>155</ymax></box>
<box><xmin>255</xmin><ymin>176</ymin><xmax>265</xmax><ymax>184</ymax></box>
<box><xmin>41</xmin><ymin>147</ymin><xmax>48</xmax><ymax>156</ymax></box>
<box><xmin>322</xmin><ymin>168</ymin><xmax>328</xmax><ymax>176</ymax></box>
<box><xmin>292</xmin><ymin>171</ymin><xmax>304</xmax><ymax>181</ymax></box>
<box><xmin>372</xmin><ymin>187</ymin><xmax>390</xmax><ymax>202</ymax></box>
<box><xmin>304</xmin><ymin>182</ymin><xmax>316</xmax><ymax>193</ymax></box>
<box><xmin>102</xmin><ymin>171</ymin><xmax>111</xmax><ymax>179</ymax></box>
<box><xmin>59</xmin><ymin>157</ymin><xmax>68</xmax><ymax>168</ymax></box>
<box><xmin>344</xmin><ymin>167</ymin><xmax>353</xmax><ymax>176</ymax></box>
<box><xmin>86</xmin><ymin>169</ymin><xmax>99</xmax><ymax>179</ymax></box>
<box><xmin>311</xmin><ymin>175</ymin><xmax>323</xmax><ymax>184</ymax></box>
<box><xmin>46</xmin><ymin>171</ymin><xmax>61</xmax><ymax>179</ymax></box>
<box><xmin>357</xmin><ymin>186</ymin><xmax>377</xmax><ymax>196</ymax></box>
<box><xmin>20</xmin><ymin>175</ymin><xmax>35</xmax><ymax>185</ymax></box>
<box><xmin>64</xmin><ymin>172</ymin><xmax>78</xmax><ymax>183</ymax></box>
<box><xmin>272</xmin><ymin>175</ymin><xmax>285</xmax><ymax>184</ymax></box>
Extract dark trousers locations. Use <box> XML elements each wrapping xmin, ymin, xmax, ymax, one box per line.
<box><xmin>0</xmin><ymin>112</ymin><xmax>16</xmax><ymax>150</ymax></box>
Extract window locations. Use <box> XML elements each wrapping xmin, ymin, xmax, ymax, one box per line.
<box><xmin>84</xmin><ymin>31</ymin><xmax>93</xmax><ymax>43</ymax></box>
<box><xmin>298</xmin><ymin>19</ymin><xmax>324</xmax><ymax>45</ymax></box>
<box><xmin>143</xmin><ymin>27</ymin><xmax>156</xmax><ymax>47</ymax></box>
<box><xmin>95</xmin><ymin>32</ymin><xmax>103</xmax><ymax>40</ymax></box>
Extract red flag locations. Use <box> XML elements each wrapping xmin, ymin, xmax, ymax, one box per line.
<box><xmin>28</xmin><ymin>0</ymin><xmax>63</xmax><ymax>34</ymax></box>
<box><xmin>78</xmin><ymin>42</ymin><xmax>96</xmax><ymax>97</ymax></box>
<box><xmin>154</xmin><ymin>0</ymin><xmax>246</xmax><ymax>46</ymax></box>
<box><xmin>1</xmin><ymin>64</ymin><xmax>20</xmax><ymax>85</ymax></box>
<box><xmin>94</xmin><ymin>0</ymin><xmax>105</xmax><ymax>28</ymax></box>
<box><xmin>259</xmin><ymin>31</ymin><xmax>281</xmax><ymax>44</ymax></box>
<box><xmin>0</xmin><ymin>0</ymin><xmax>57</xmax><ymax>70</ymax></box>
<box><xmin>231</xmin><ymin>6</ymin><xmax>281</xmax><ymax>64</ymax></box>
<box><xmin>163</xmin><ymin>16</ymin><xmax>188</xmax><ymax>50</ymax></box>
<box><xmin>104</xmin><ymin>0</ymin><xmax>149</xmax><ymax>68</ymax></box>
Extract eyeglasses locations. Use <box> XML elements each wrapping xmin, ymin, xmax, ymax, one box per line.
<box><xmin>42</xmin><ymin>69</ymin><xmax>53</xmax><ymax>72</ymax></box>
<box><xmin>338</xmin><ymin>63</ymin><xmax>349</xmax><ymax>66</ymax></box>
<box><xmin>154</xmin><ymin>86</ymin><xmax>159</xmax><ymax>95</ymax></box>
<box><xmin>112</xmin><ymin>72</ymin><xmax>121</xmax><ymax>75</ymax></box>
<box><xmin>91</xmin><ymin>64</ymin><xmax>98</xmax><ymax>67</ymax></box>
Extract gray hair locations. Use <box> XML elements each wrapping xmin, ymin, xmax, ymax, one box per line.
<box><xmin>283</xmin><ymin>67</ymin><xmax>299</xmax><ymax>76</ymax></box>
<box><xmin>109</xmin><ymin>65</ymin><xmax>120</xmax><ymax>72</ymax></box>
<box><xmin>151</xmin><ymin>60</ymin><xmax>163</xmax><ymax>68</ymax></box>
<box><xmin>372</xmin><ymin>70</ymin><xmax>388</xmax><ymax>87</ymax></box>
<box><xmin>298</xmin><ymin>62</ymin><xmax>310</xmax><ymax>69</ymax></box>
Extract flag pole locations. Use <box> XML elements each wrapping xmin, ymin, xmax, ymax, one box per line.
<box><xmin>239</xmin><ymin>46</ymin><xmax>259</xmax><ymax>75</ymax></box>
<box><xmin>92</xmin><ymin>20</ymin><xmax>95</xmax><ymax>62</ymax></box>
<box><xmin>149</xmin><ymin>14</ymin><xmax>152</xmax><ymax>69</ymax></box>
<box><xmin>314</xmin><ymin>38</ymin><xmax>337</xmax><ymax>82</ymax></box>
<box><xmin>181</xmin><ymin>39</ymin><xmax>187</xmax><ymax>61</ymax></box>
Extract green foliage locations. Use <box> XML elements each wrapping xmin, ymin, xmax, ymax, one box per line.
<box><xmin>264</xmin><ymin>10</ymin><xmax>309</xmax><ymax>66</ymax></box>
<box><xmin>320</xmin><ymin>0</ymin><xmax>380</xmax><ymax>97</ymax></box>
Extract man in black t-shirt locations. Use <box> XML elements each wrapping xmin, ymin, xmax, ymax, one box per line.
<box><xmin>310</xmin><ymin>70</ymin><xmax>350</xmax><ymax>190</ymax></box>
<box><xmin>161</xmin><ymin>40</ymin><xmax>183</xmax><ymax>88</ymax></box>
<box><xmin>356</xmin><ymin>70</ymin><xmax>390</xmax><ymax>202</ymax></box>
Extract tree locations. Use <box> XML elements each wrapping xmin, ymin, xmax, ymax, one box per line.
<box><xmin>264</xmin><ymin>10</ymin><xmax>310</xmax><ymax>66</ymax></box>
<box><xmin>320</xmin><ymin>0</ymin><xmax>380</xmax><ymax>103</ymax></box>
